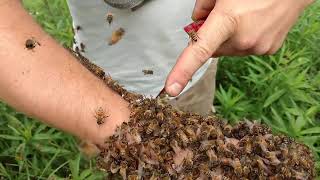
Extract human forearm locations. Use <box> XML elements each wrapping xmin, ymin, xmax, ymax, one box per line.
<box><xmin>0</xmin><ymin>1</ymin><xmax>129</xmax><ymax>144</ymax></box>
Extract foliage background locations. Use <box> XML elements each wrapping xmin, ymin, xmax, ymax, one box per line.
<box><xmin>0</xmin><ymin>0</ymin><xmax>319</xmax><ymax>179</ymax></box>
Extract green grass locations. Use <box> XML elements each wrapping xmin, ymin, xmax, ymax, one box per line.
<box><xmin>0</xmin><ymin>0</ymin><xmax>319</xmax><ymax>178</ymax></box>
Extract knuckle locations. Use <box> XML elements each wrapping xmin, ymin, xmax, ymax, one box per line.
<box><xmin>192</xmin><ymin>42</ymin><xmax>212</xmax><ymax>64</ymax></box>
<box><xmin>236</xmin><ymin>37</ymin><xmax>257</xmax><ymax>51</ymax></box>
<box><xmin>253</xmin><ymin>44</ymin><xmax>272</xmax><ymax>55</ymax></box>
<box><xmin>222</xmin><ymin>13</ymin><xmax>239</xmax><ymax>33</ymax></box>
<box><xmin>267</xmin><ymin>47</ymin><xmax>280</xmax><ymax>55</ymax></box>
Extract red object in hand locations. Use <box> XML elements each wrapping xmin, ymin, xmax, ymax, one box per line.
<box><xmin>184</xmin><ymin>20</ymin><xmax>205</xmax><ymax>34</ymax></box>
<box><xmin>183</xmin><ymin>20</ymin><xmax>205</xmax><ymax>41</ymax></box>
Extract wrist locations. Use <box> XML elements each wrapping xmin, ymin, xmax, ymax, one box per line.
<box><xmin>78</xmin><ymin>86</ymin><xmax>130</xmax><ymax>145</ymax></box>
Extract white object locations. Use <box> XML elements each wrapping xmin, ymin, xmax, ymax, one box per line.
<box><xmin>67</xmin><ymin>0</ymin><xmax>211</xmax><ymax>97</ymax></box>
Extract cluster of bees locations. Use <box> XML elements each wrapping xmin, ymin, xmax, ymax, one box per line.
<box><xmin>69</xmin><ymin>39</ymin><xmax>316</xmax><ymax>180</ymax></box>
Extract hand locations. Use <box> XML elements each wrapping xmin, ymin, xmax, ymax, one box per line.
<box><xmin>165</xmin><ymin>0</ymin><xmax>314</xmax><ymax>96</ymax></box>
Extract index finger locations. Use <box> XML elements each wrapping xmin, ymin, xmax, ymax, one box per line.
<box><xmin>165</xmin><ymin>11</ymin><xmax>237</xmax><ymax>96</ymax></box>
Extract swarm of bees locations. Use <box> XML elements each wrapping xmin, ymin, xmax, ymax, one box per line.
<box><xmin>71</xmin><ymin>49</ymin><xmax>316</xmax><ymax>179</ymax></box>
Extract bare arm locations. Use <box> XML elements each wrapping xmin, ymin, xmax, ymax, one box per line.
<box><xmin>0</xmin><ymin>0</ymin><xmax>130</xmax><ymax>144</ymax></box>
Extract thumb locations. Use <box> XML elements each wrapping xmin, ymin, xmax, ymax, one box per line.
<box><xmin>165</xmin><ymin>11</ymin><xmax>236</xmax><ymax>96</ymax></box>
<box><xmin>192</xmin><ymin>0</ymin><xmax>216</xmax><ymax>21</ymax></box>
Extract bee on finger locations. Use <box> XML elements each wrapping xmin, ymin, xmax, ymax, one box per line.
<box><xmin>25</xmin><ymin>37</ymin><xmax>41</xmax><ymax>51</ymax></box>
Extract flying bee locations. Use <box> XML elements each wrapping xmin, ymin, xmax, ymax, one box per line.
<box><xmin>106</xmin><ymin>12</ymin><xmax>114</xmax><ymax>25</ymax></box>
<box><xmin>94</xmin><ymin>107</ymin><xmax>108</xmax><ymax>125</ymax></box>
<box><xmin>108</xmin><ymin>28</ymin><xmax>125</xmax><ymax>45</ymax></box>
<box><xmin>25</xmin><ymin>37</ymin><xmax>41</xmax><ymax>50</ymax></box>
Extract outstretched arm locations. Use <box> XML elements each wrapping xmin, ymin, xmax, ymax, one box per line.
<box><xmin>0</xmin><ymin>0</ymin><xmax>130</xmax><ymax>144</ymax></box>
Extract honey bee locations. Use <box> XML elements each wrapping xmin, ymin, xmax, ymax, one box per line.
<box><xmin>108</xmin><ymin>28</ymin><xmax>125</xmax><ymax>45</ymax></box>
<box><xmin>94</xmin><ymin>107</ymin><xmax>108</xmax><ymax>125</ymax></box>
<box><xmin>176</xmin><ymin>129</ymin><xmax>189</xmax><ymax>146</ymax></box>
<box><xmin>265</xmin><ymin>151</ymin><xmax>280</xmax><ymax>165</ymax></box>
<box><xmin>110</xmin><ymin>161</ymin><xmax>120</xmax><ymax>173</ymax></box>
<box><xmin>142</xmin><ymin>69</ymin><xmax>154</xmax><ymax>75</ymax></box>
<box><xmin>184</xmin><ymin>126</ymin><xmax>197</xmax><ymax>142</ymax></box>
<box><xmin>146</xmin><ymin>121</ymin><xmax>158</xmax><ymax>134</ymax></box>
<box><xmin>76</xmin><ymin>25</ymin><xmax>82</xmax><ymax>31</ymax></box>
<box><xmin>119</xmin><ymin>161</ymin><xmax>128</xmax><ymax>178</ymax></box>
<box><xmin>199</xmin><ymin>140</ymin><xmax>215</xmax><ymax>151</ymax></box>
<box><xmin>128</xmin><ymin>175</ymin><xmax>139</xmax><ymax>180</ymax></box>
<box><xmin>75</xmin><ymin>46</ymin><xmax>80</xmax><ymax>53</ymax></box>
<box><xmin>164</xmin><ymin>151</ymin><xmax>174</xmax><ymax>161</ymax></box>
<box><xmin>106</xmin><ymin>12</ymin><xmax>114</xmax><ymax>25</ymax></box>
<box><xmin>25</xmin><ymin>37</ymin><xmax>40</xmax><ymax>50</ymax></box>
<box><xmin>80</xmin><ymin>42</ymin><xmax>86</xmax><ymax>52</ymax></box>
<box><xmin>223</xmin><ymin>124</ymin><xmax>233</xmax><ymax>136</ymax></box>
<box><xmin>256</xmin><ymin>158</ymin><xmax>272</xmax><ymax>175</ymax></box>
<box><xmin>186</xmin><ymin>30</ymin><xmax>199</xmax><ymax>43</ymax></box>
<box><xmin>156</xmin><ymin>112</ymin><xmax>164</xmax><ymax>121</ymax></box>
<box><xmin>206</xmin><ymin>149</ymin><xmax>218</xmax><ymax>162</ymax></box>
<box><xmin>128</xmin><ymin>145</ymin><xmax>138</xmax><ymax>157</ymax></box>
<box><xmin>78</xmin><ymin>140</ymin><xmax>100</xmax><ymax>158</ymax></box>
<box><xmin>143</xmin><ymin>109</ymin><xmax>153</xmax><ymax>118</ymax></box>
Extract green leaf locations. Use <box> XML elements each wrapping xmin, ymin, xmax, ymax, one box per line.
<box><xmin>263</xmin><ymin>89</ymin><xmax>286</xmax><ymax>107</ymax></box>
<box><xmin>300</xmin><ymin>127</ymin><xmax>320</xmax><ymax>135</ymax></box>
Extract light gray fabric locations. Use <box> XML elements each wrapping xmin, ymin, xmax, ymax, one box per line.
<box><xmin>67</xmin><ymin>0</ymin><xmax>211</xmax><ymax>97</ymax></box>
<box><xmin>103</xmin><ymin>0</ymin><xmax>144</xmax><ymax>9</ymax></box>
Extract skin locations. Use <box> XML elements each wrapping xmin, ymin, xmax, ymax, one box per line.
<box><xmin>0</xmin><ymin>0</ymin><xmax>130</xmax><ymax>145</ymax></box>
<box><xmin>0</xmin><ymin>0</ymin><xmax>314</xmax><ymax>145</ymax></box>
<box><xmin>165</xmin><ymin>0</ymin><xmax>315</xmax><ymax>96</ymax></box>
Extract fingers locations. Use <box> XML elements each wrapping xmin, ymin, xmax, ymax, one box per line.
<box><xmin>192</xmin><ymin>0</ymin><xmax>216</xmax><ymax>20</ymax></box>
<box><xmin>165</xmin><ymin>11</ymin><xmax>237</xmax><ymax>96</ymax></box>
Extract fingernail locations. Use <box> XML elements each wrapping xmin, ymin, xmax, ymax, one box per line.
<box><xmin>167</xmin><ymin>82</ymin><xmax>183</xmax><ymax>96</ymax></box>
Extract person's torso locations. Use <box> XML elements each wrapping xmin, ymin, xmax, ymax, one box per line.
<box><xmin>67</xmin><ymin>0</ymin><xmax>211</xmax><ymax>97</ymax></box>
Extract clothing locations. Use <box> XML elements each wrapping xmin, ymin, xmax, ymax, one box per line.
<box><xmin>170</xmin><ymin>59</ymin><xmax>217</xmax><ymax>116</ymax></box>
<box><xmin>67</xmin><ymin>0</ymin><xmax>211</xmax><ymax>97</ymax></box>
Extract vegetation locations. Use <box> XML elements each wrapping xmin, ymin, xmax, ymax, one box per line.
<box><xmin>0</xmin><ymin>0</ymin><xmax>319</xmax><ymax>178</ymax></box>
